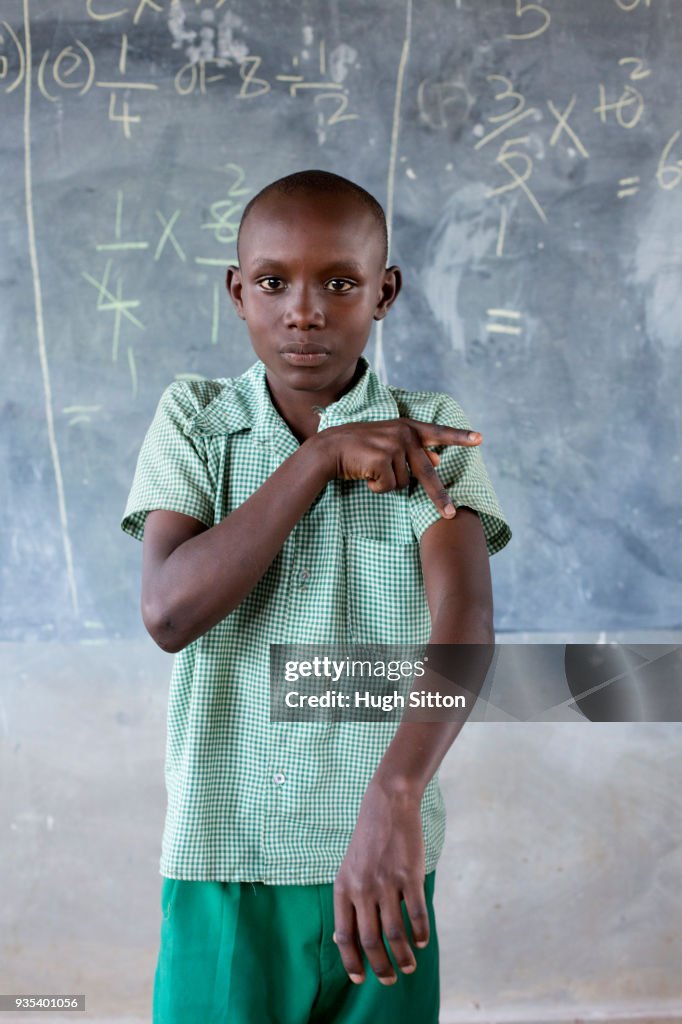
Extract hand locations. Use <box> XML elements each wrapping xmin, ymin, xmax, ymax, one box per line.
<box><xmin>310</xmin><ymin>418</ymin><xmax>482</xmax><ymax>519</ymax></box>
<box><xmin>332</xmin><ymin>779</ymin><xmax>429</xmax><ymax>985</ymax></box>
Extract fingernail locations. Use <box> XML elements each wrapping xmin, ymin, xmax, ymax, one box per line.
<box><xmin>379</xmin><ymin>975</ymin><xmax>397</xmax><ymax>986</ymax></box>
<box><xmin>468</xmin><ymin>432</ymin><xmax>481</xmax><ymax>442</ymax></box>
<box><xmin>444</xmin><ymin>503</ymin><xmax>455</xmax><ymax>517</ymax></box>
<box><xmin>401</xmin><ymin>963</ymin><xmax>416</xmax><ymax>973</ymax></box>
<box><xmin>349</xmin><ymin>973</ymin><xmax>364</xmax><ymax>985</ymax></box>
<box><xmin>416</xmin><ymin>940</ymin><xmax>429</xmax><ymax>948</ymax></box>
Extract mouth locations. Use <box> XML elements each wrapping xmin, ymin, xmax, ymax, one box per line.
<box><xmin>280</xmin><ymin>344</ymin><xmax>330</xmax><ymax>366</ymax></box>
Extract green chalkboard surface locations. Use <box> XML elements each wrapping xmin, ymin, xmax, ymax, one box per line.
<box><xmin>2</xmin><ymin>0</ymin><xmax>680</xmax><ymax>640</ymax></box>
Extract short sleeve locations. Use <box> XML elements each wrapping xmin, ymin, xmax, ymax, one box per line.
<box><xmin>409</xmin><ymin>395</ymin><xmax>512</xmax><ymax>555</ymax></box>
<box><xmin>120</xmin><ymin>382</ymin><xmax>215</xmax><ymax>542</ymax></box>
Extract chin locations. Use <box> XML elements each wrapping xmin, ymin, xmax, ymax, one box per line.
<box><xmin>284</xmin><ymin>373</ymin><xmax>336</xmax><ymax>390</ymax></box>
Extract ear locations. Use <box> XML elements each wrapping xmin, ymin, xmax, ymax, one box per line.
<box><xmin>373</xmin><ymin>265</ymin><xmax>402</xmax><ymax>321</ymax></box>
<box><xmin>225</xmin><ymin>264</ymin><xmax>246</xmax><ymax>320</ymax></box>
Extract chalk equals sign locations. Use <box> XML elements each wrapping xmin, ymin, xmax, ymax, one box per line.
<box><xmin>486</xmin><ymin>309</ymin><xmax>522</xmax><ymax>336</ymax></box>
<box><xmin>63</xmin><ymin>405</ymin><xmax>102</xmax><ymax>427</ymax></box>
<box><xmin>617</xmin><ymin>176</ymin><xmax>640</xmax><ymax>198</ymax></box>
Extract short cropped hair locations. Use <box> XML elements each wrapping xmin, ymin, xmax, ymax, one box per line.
<box><xmin>236</xmin><ymin>169</ymin><xmax>388</xmax><ymax>269</ymax></box>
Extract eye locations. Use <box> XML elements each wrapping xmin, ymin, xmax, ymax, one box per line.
<box><xmin>257</xmin><ymin>277</ymin><xmax>284</xmax><ymax>291</ymax></box>
<box><xmin>326</xmin><ymin>279</ymin><xmax>354</xmax><ymax>293</ymax></box>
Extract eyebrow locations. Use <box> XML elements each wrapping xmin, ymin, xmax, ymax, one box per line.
<box><xmin>249</xmin><ymin>258</ymin><xmax>366</xmax><ymax>275</ymax></box>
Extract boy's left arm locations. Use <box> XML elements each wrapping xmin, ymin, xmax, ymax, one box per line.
<box><xmin>333</xmin><ymin>507</ymin><xmax>494</xmax><ymax>986</ymax></box>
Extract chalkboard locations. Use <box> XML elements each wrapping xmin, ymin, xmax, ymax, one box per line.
<box><xmin>2</xmin><ymin>0</ymin><xmax>681</xmax><ymax>642</ymax></box>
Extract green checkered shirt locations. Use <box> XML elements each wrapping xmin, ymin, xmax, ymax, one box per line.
<box><xmin>121</xmin><ymin>355</ymin><xmax>511</xmax><ymax>884</ymax></box>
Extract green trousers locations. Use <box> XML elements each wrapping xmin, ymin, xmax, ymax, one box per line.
<box><xmin>152</xmin><ymin>871</ymin><xmax>439</xmax><ymax>1023</ymax></box>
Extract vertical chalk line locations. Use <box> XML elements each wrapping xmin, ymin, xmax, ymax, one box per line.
<box><xmin>496</xmin><ymin>204</ymin><xmax>508</xmax><ymax>257</ymax></box>
<box><xmin>375</xmin><ymin>0</ymin><xmax>412</xmax><ymax>384</ymax></box>
<box><xmin>211</xmin><ymin>280</ymin><xmax>220</xmax><ymax>345</ymax></box>
<box><xmin>22</xmin><ymin>0</ymin><xmax>80</xmax><ymax>617</ymax></box>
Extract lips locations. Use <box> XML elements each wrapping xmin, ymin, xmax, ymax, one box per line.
<box><xmin>280</xmin><ymin>340</ymin><xmax>330</xmax><ymax>367</ymax></box>
<box><xmin>280</xmin><ymin>343</ymin><xmax>329</xmax><ymax>355</ymax></box>
<box><xmin>280</xmin><ymin>346</ymin><xmax>330</xmax><ymax>366</ymax></box>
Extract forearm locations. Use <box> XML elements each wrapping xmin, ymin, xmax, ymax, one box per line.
<box><xmin>150</xmin><ymin>436</ymin><xmax>330</xmax><ymax>651</ymax></box>
<box><xmin>330</xmin><ymin>480</ymin><xmax>500</xmax><ymax>984</ymax></box>
<box><xmin>370</xmin><ymin>603</ymin><xmax>494</xmax><ymax>801</ymax></box>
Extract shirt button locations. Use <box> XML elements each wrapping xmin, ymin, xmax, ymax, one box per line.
<box><xmin>273</xmin><ymin>772</ymin><xmax>285</xmax><ymax>785</ymax></box>
<box><xmin>298</xmin><ymin>569</ymin><xmax>311</xmax><ymax>584</ymax></box>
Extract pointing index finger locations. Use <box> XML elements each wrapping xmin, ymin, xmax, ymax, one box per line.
<box><xmin>407</xmin><ymin>445</ymin><xmax>457</xmax><ymax>519</ymax></box>
<box><xmin>405</xmin><ymin>419</ymin><xmax>482</xmax><ymax>448</ymax></box>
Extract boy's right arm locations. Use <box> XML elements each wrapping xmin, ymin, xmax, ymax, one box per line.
<box><xmin>141</xmin><ymin>419</ymin><xmax>481</xmax><ymax>652</ymax></box>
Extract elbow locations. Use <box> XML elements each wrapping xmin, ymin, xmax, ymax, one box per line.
<box><xmin>152</xmin><ymin>627</ymin><xmax>186</xmax><ymax>655</ymax></box>
<box><xmin>141</xmin><ymin>596</ymin><xmax>188</xmax><ymax>653</ymax></box>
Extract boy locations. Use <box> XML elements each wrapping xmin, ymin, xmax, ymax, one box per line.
<box><xmin>121</xmin><ymin>169</ymin><xmax>511</xmax><ymax>1023</ymax></box>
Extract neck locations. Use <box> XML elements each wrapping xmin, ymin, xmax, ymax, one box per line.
<box><xmin>264</xmin><ymin>358</ymin><xmax>365</xmax><ymax>442</ymax></box>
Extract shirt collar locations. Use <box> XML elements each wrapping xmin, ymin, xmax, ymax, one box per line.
<box><xmin>184</xmin><ymin>356</ymin><xmax>401</xmax><ymax>442</ymax></box>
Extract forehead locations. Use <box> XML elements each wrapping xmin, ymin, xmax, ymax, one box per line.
<box><xmin>239</xmin><ymin>191</ymin><xmax>384</xmax><ymax>266</ymax></box>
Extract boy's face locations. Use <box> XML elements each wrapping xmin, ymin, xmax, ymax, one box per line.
<box><xmin>226</xmin><ymin>191</ymin><xmax>401</xmax><ymax>409</ymax></box>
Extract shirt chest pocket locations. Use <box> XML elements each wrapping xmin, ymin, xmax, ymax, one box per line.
<box><xmin>345</xmin><ymin>536</ymin><xmax>432</xmax><ymax>645</ymax></box>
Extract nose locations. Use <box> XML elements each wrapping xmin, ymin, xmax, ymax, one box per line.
<box><xmin>282</xmin><ymin>284</ymin><xmax>325</xmax><ymax>330</ymax></box>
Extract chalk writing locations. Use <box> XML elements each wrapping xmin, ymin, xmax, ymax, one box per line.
<box><xmin>613</xmin><ymin>0</ymin><xmax>652</xmax><ymax>10</ymax></box>
<box><xmin>416</xmin><ymin>76</ymin><xmax>470</xmax><ymax>131</ymax></box>
<box><xmin>496</xmin><ymin>206</ymin><xmax>508</xmax><ymax>257</ymax></box>
<box><xmin>195</xmin><ymin>162</ymin><xmax>250</xmax><ymax>266</ymax></box>
<box><xmin>594</xmin><ymin>58</ymin><xmax>650</xmax><ymax>129</ymax></box>
<box><xmin>476</xmin><ymin>75</ymin><xmax>547</xmax><ymax>223</ymax></box>
<box><xmin>95</xmin><ymin>191</ymin><xmax>146</xmax><ymax>253</ymax></box>
<box><xmin>547</xmin><ymin>95</ymin><xmax>589</xmax><ymax>158</ymax></box>
<box><xmin>85</xmin><ymin>193</ymin><xmax>146</xmax><ymax>388</ymax></box>
<box><xmin>22</xmin><ymin>27</ymin><xmax>155</xmax><ymax>135</ymax></box>
<box><xmin>0</xmin><ymin>20</ymin><xmax>26</xmax><ymax>93</ymax></box>
<box><xmin>3</xmin><ymin>7</ymin><xmax>359</xmax><ymax>141</ymax></box>
<box><xmin>489</xmin><ymin>136</ymin><xmax>547</xmax><ymax>223</ymax></box>
<box><xmin>101</xmin><ymin>29</ymin><xmax>158</xmax><ymax>137</ymax></box>
<box><xmin>170</xmin><ymin>27</ymin><xmax>359</xmax><ymax>134</ymax></box>
<box><xmin>79</xmin><ymin>167</ymin><xmax>250</xmax><ymax>353</ymax></box>
<box><xmin>85</xmin><ymin>0</ymin><xmax>165</xmax><ymax>24</ymax></box>
<box><xmin>237</xmin><ymin>55</ymin><xmax>270</xmax><ymax>98</ymax></box>
<box><xmin>617</xmin><ymin>176</ymin><xmax>640</xmax><ymax>198</ymax></box>
<box><xmin>505</xmin><ymin>0</ymin><xmax>551</xmax><ymax>41</ymax></box>
<box><xmin>471</xmin><ymin>40</ymin><xmax>672</xmax><ymax>221</ymax></box>
<box><xmin>63</xmin><ymin>405</ymin><xmax>102</xmax><ymax>428</ymax></box>
<box><xmin>154</xmin><ymin>211</ymin><xmax>187</xmax><ymax>262</ymax></box>
<box><xmin>86</xmin><ymin>1</ymin><xmax>129</xmax><ymax>21</ymax></box>
<box><xmin>37</xmin><ymin>41</ymin><xmax>95</xmax><ymax>101</ymax></box>
<box><xmin>174</xmin><ymin>56</ymin><xmax>229</xmax><ymax>95</ymax></box>
<box><xmin>657</xmin><ymin>131</ymin><xmax>682</xmax><ymax>191</ymax></box>
<box><xmin>486</xmin><ymin>309</ymin><xmax>523</xmax><ymax>336</ymax></box>
<box><xmin>211</xmin><ymin>281</ymin><xmax>221</xmax><ymax>345</ymax></box>
<box><xmin>19</xmin><ymin>0</ymin><xmax>80</xmax><ymax>618</ymax></box>
<box><xmin>82</xmin><ymin>259</ymin><xmax>145</xmax><ymax>363</ymax></box>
